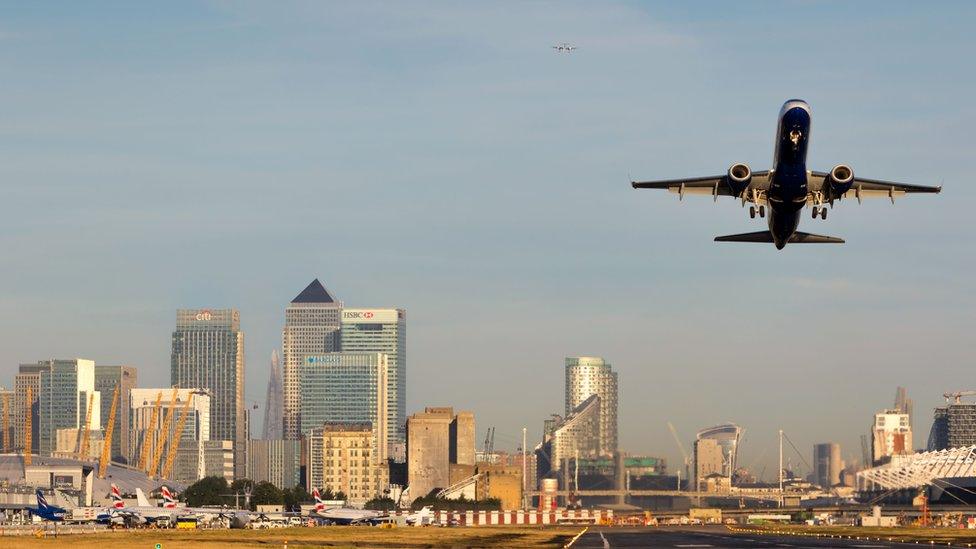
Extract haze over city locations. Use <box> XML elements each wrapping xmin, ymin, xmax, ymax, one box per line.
<box><xmin>1</xmin><ymin>1</ymin><xmax>973</xmax><ymax>481</ymax></box>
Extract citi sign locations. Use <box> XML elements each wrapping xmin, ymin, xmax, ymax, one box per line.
<box><xmin>343</xmin><ymin>311</ymin><xmax>375</xmax><ymax>319</ymax></box>
<box><xmin>195</xmin><ymin>310</ymin><xmax>213</xmax><ymax>321</ymax></box>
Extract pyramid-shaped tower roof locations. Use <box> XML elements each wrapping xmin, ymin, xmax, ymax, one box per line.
<box><xmin>291</xmin><ymin>279</ymin><xmax>337</xmax><ymax>304</ymax></box>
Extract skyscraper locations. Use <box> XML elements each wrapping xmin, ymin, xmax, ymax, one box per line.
<box><xmin>565</xmin><ymin>357</ymin><xmax>618</xmax><ymax>456</ymax></box>
<box><xmin>15</xmin><ymin>362</ymin><xmax>49</xmax><ymax>454</ymax></box>
<box><xmin>36</xmin><ymin>359</ymin><xmax>100</xmax><ymax>456</ymax></box>
<box><xmin>171</xmin><ymin>309</ymin><xmax>245</xmax><ymax>476</ymax></box>
<box><xmin>813</xmin><ymin>442</ymin><xmax>843</xmax><ymax>488</ymax></box>
<box><xmin>262</xmin><ymin>350</ymin><xmax>283</xmax><ymax>440</ymax></box>
<box><xmin>694</xmin><ymin>438</ymin><xmax>724</xmax><ymax>489</ymax></box>
<box><xmin>696</xmin><ymin>423</ymin><xmax>742</xmax><ymax>478</ymax></box>
<box><xmin>94</xmin><ymin>365</ymin><xmax>137</xmax><ymax>463</ymax></box>
<box><xmin>872</xmin><ymin>409</ymin><xmax>912</xmax><ymax>465</ymax></box>
<box><xmin>895</xmin><ymin>386</ymin><xmax>914</xmax><ymax>428</ymax></box>
<box><xmin>340</xmin><ymin>308</ymin><xmax>406</xmax><ymax>454</ymax></box>
<box><xmin>298</xmin><ymin>352</ymin><xmax>388</xmax><ymax>463</ymax></box>
<box><xmin>538</xmin><ymin>395</ymin><xmax>601</xmax><ymax>477</ymax></box>
<box><xmin>282</xmin><ymin>279</ymin><xmax>342</xmax><ymax>440</ymax></box>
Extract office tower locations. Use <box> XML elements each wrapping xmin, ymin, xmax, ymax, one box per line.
<box><xmin>929</xmin><ymin>408</ymin><xmax>949</xmax><ymax>450</ymax></box>
<box><xmin>282</xmin><ymin>279</ymin><xmax>342</xmax><ymax>440</ymax></box>
<box><xmin>696</xmin><ymin>423</ymin><xmax>742</xmax><ymax>478</ymax></box>
<box><xmin>15</xmin><ymin>362</ymin><xmax>49</xmax><ymax>454</ymax></box>
<box><xmin>0</xmin><ymin>387</ymin><xmax>12</xmax><ymax>451</ymax></box>
<box><xmin>262</xmin><ymin>350</ymin><xmax>284</xmax><ymax>440</ymax></box>
<box><xmin>36</xmin><ymin>359</ymin><xmax>100</xmax><ymax>456</ymax></box>
<box><xmin>872</xmin><ymin>409</ymin><xmax>912</xmax><ymax>465</ymax></box>
<box><xmin>565</xmin><ymin>357</ymin><xmax>618</xmax><ymax>456</ymax></box>
<box><xmin>539</xmin><ymin>395</ymin><xmax>601</xmax><ymax>477</ymax></box>
<box><xmin>340</xmin><ymin>308</ymin><xmax>406</xmax><ymax>456</ymax></box>
<box><xmin>171</xmin><ymin>308</ymin><xmax>245</xmax><ymax>477</ymax></box>
<box><xmin>247</xmin><ymin>439</ymin><xmax>301</xmax><ymax>489</ymax></box>
<box><xmin>895</xmin><ymin>386</ymin><xmax>914</xmax><ymax>428</ymax></box>
<box><xmin>298</xmin><ymin>352</ymin><xmax>388</xmax><ymax>463</ymax></box>
<box><xmin>813</xmin><ymin>442</ymin><xmax>843</xmax><ymax>488</ymax></box>
<box><xmin>304</xmin><ymin>423</ymin><xmax>390</xmax><ymax>505</ymax></box>
<box><xmin>694</xmin><ymin>438</ymin><xmax>724</xmax><ymax>488</ymax></box>
<box><xmin>94</xmin><ymin>365</ymin><xmax>137</xmax><ymax>463</ymax></box>
<box><xmin>130</xmin><ymin>388</ymin><xmax>211</xmax><ymax>478</ymax></box>
<box><xmin>929</xmin><ymin>400</ymin><xmax>976</xmax><ymax>450</ymax></box>
<box><xmin>174</xmin><ymin>441</ymin><xmax>235</xmax><ymax>484</ymax></box>
<box><xmin>406</xmin><ymin>407</ymin><xmax>476</xmax><ymax>501</ymax></box>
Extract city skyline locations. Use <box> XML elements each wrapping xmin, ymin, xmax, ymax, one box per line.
<box><xmin>1</xmin><ymin>2</ymin><xmax>973</xmax><ymax>480</ymax></box>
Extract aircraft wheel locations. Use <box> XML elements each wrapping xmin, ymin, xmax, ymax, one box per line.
<box><xmin>821</xmin><ymin>208</ymin><xmax>827</xmax><ymax>220</ymax></box>
<box><xmin>811</xmin><ymin>207</ymin><xmax>819</xmax><ymax>219</ymax></box>
<box><xmin>759</xmin><ymin>205</ymin><xmax>765</xmax><ymax>218</ymax></box>
<box><xmin>749</xmin><ymin>206</ymin><xmax>756</xmax><ymax>219</ymax></box>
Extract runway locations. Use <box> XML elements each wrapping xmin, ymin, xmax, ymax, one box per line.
<box><xmin>571</xmin><ymin>526</ymin><xmax>923</xmax><ymax>548</ymax></box>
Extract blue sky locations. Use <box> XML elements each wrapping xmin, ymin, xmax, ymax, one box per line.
<box><xmin>1</xmin><ymin>1</ymin><xmax>973</xmax><ymax>478</ymax></box>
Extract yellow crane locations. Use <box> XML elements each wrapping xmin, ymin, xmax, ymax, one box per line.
<box><xmin>24</xmin><ymin>386</ymin><xmax>32</xmax><ymax>466</ymax></box>
<box><xmin>98</xmin><ymin>385</ymin><xmax>119</xmax><ymax>479</ymax></box>
<box><xmin>138</xmin><ymin>391</ymin><xmax>162</xmax><ymax>472</ymax></box>
<box><xmin>161</xmin><ymin>393</ymin><xmax>194</xmax><ymax>480</ymax></box>
<box><xmin>78</xmin><ymin>392</ymin><xmax>95</xmax><ymax>460</ymax></box>
<box><xmin>149</xmin><ymin>388</ymin><xmax>178</xmax><ymax>478</ymax></box>
<box><xmin>2</xmin><ymin>392</ymin><xmax>9</xmax><ymax>452</ymax></box>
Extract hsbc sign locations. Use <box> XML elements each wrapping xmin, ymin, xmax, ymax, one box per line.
<box><xmin>342</xmin><ymin>309</ymin><xmax>398</xmax><ymax>323</ymax></box>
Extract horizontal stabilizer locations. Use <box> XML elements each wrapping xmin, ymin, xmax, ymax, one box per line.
<box><xmin>714</xmin><ymin>231</ymin><xmax>844</xmax><ymax>244</ymax></box>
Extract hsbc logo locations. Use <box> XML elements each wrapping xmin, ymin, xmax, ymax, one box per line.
<box><xmin>343</xmin><ymin>311</ymin><xmax>375</xmax><ymax>319</ymax></box>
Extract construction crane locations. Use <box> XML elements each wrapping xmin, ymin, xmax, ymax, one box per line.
<box><xmin>138</xmin><ymin>391</ymin><xmax>162</xmax><ymax>472</ymax></box>
<box><xmin>98</xmin><ymin>385</ymin><xmax>119</xmax><ymax>479</ymax></box>
<box><xmin>667</xmin><ymin>421</ymin><xmax>692</xmax><ymax>485</ymax></box>
<box><xmin>482</xmin><ymin>427</ymin><xmax>495</xmax><ymax>456</ymax></box>
<box><xmin>149</xmin><ymin>388</ymin><xmax>178</xmax><ymax>478</ymax></box>
<box><xmin>944</xmin><ymin>391</ymin><xmax>976</xmax><ymax>404</ymax></box>
<box><xmin>162</xmin><ymin>393</ymin><xmax>194</xmax><ymax>480</ymax></box>
<box><xmin>78</xmin><ymin>392</ymin><xmax>95</xmax><ymax>460</ymax></box>
<box><xmin>24</xmin><ymin>386</ymin><xmax>32</xmax><ymax>466</ymax></box>
<box><xmin>2</xmin><ymin>392</ymin><xmax>8</xmax><ymax>453</ymax></box>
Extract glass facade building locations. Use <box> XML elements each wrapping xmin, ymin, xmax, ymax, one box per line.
<box><xmin>37</xmin><ymin>359</ymin><xmax>100</xmax><ymax>456</ymax></box>
<box><xmin>565</xmin><ymin>357</ymin><xmax>618</xmax><ymax>456</ymax></box>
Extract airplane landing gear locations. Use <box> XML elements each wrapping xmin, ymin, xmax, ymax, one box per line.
<box><xmin>759</xmin><ymin>205</ymin><xmax>766</xmax><ymax>218</ymax></box>
<box><xmin>812</xmin><ymin>206</ymin><xmax>820</xmax><ymax>219</ymax></box>
<box><xmin>821</xmin><ymin>207</ymin><xmax>827</xmax><ymax>220</ymax></box>
<box><xmin>749</xmin><ymin>206</ymin><xmax>756</xmax><ymax>219</ymax></box>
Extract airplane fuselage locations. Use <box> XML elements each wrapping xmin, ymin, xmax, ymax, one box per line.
<box><xmin>767</xmin><ymin>99</ymin><xmax>812</xmax><ymax>249</ymax></box>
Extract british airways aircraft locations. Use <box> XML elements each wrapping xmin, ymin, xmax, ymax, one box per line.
<box><xmin>631</xmin><ymin>99</ymin><xmax>941</xmax><ymax>249</ymax></box>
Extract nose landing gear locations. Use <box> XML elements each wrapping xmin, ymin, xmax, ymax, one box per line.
<box><xmin>749</xmin><ymin>205</ymin><xmax>766</xmax><ymax>219</ymax></box>
<box><xmin>812</xmin><ymin>206</ymin><xmax>828</xmax><ymax>220</ymax></box>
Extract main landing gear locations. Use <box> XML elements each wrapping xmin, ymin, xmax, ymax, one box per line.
<box><xmin>812</xmin><ymin>206</ymin><xmax>827</xmax><ymax>220</ymax></box>
<box><xmin>749</xmin><ymin>205</ymin><xmax>766</xmax><ymax>219</ymax></box>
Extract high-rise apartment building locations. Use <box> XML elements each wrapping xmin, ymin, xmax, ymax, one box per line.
<box><xmin>929</xmin><ymin>402</ymin><xmax>976</xmax><ymax>451</ymax></box>
<box><xmin>304</xmin><ymin>423</ymin><xmax>390</xmax><ymax>506</ymax></box>
<box><xmin>694</xmin><ymin>438</ymin><xmax>724</xmax><ymax>489</ymax></box>
<box><xmin>565</xmin><ymin>357</ymin><xmax>618</xmax><ymax>456</ymax></box>
<box><xmin>872</xmin><ymin>409</ymin><xmax>912</xmax><ymax>465</ymax></box>
<box><xmin>15</xmin><ymin>362</ymin><xmax>49</xmax><ymax>454</ymax></box>
<box><xmin>36</xmin><ymin>359</ymin><xmax>100</xmax><ymax>456</ymax></box>
<box><xmin>262</xmin><ymin>350</ymin><xmax>284</xmax><ymax>440</ymax></box>
<box><xmin>696</xmin><ymin>423</ymin><xmax>742</xmax><ymax>478</ymax></box>
<box><xmin>94</xmin><ymin>365</ymin><xmax>137</xmax><ymax>463</ymax></box>
<box><xmin>340</xmin><ymin>308</ymin><xmax>406</xmax><ymax>456</ymax></box>
<box><xmin>171</xmin><ymin>309</ymin><xmax>245</xmax><ymax>476</ymax></box>
<box><xmin>298</xmin><ymin>352</ymin><xmax>388</xmax><ymax>464</ymax></box>
<box><xmin>282</xmin><ymin>279</ymin><xmax>342</xmax><ymax>440</ymax></box>
<box><xmin>406</xmin><ymin>407</ymin><xmax>476</xmax><ymax>501</ymax></box>
<box><xmin>540</xmin><ymin>395</ymin><xmax>601</xmax><ymax>476</ymax></box>
<box><xmin>813</xmin><ymin>442</ymin><xmax>843</xmax><ymax>488</ymax></box>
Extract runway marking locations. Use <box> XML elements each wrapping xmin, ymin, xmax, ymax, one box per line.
<box><xmin>599</xmin><ymin>531</ymin><xmax>610</xmax><ymax>549</ymax></box>
<box><xmin>675</xmin><ymin>545</ymin><xmax>713</xmax><ymax>548</ymax></box>
<box><xmin>852</xmin><ymin>546</ymin><xmax>886</xmax><ymax>548</ymax></box>
<box><xmin>563</xmin><ymin>526</ymin><xmax>588</xmax><ymax>548</ymax></box>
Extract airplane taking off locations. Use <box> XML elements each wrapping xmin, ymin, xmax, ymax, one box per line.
<box><xmin>552</xmin><ymin>43</ymin><xmax>576</xmax><ymax>52</ymax></box>
<box><xmin>631</xmin><ymin>99</ymin><xmax>941</xmax><ymax>249</ymax></box>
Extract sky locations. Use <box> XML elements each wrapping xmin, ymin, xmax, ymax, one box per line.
<box><xmin>1</xmin><ymin>1</ymin><xmax>973</xmax><ymax>480</ymax></box>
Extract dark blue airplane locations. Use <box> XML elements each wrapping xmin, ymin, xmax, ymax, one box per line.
<box><xmin>30</xmin><ymin>489</ymin><xmax>67</xmax><ymax>522</ymax></box>
<box><xmin>632</xmin><ymin>99</ymin><xmax>941</xmax><ymax>249</ymax></box>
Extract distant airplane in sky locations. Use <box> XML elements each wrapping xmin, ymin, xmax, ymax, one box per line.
<box><xmin>631</xmin><ymin>99</ymin><xmax>941</xmax><ymax>249</ymax></box>
<box><xmin>552</xmin><ymin>43</ymin><xmax>576</xmax><ymax>52</ymax></box>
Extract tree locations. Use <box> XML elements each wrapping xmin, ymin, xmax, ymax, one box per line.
<box><xmin>182</xmin><ymin>476</ymin><xmax>229</xmax><ymax>507</ymax></box>
<box><xmin>364</xmin><ymin>497</ymin><xmax>395</xmax><ymax>511</ymax></box>
<box><xmin>251</xmin><ymin>481</ymin><xmax>283</xmax><ymax>510</ymax></box>
<box><xmin>283</xmin><ymin>486</ymin><xmax>312</xmax><ymax>512</ymax></box>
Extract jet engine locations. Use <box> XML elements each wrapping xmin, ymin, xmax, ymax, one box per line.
<box><xmin>825</xmin><ymin>164</ymin><xmax>854</xmax><ymax>197</ymax></box>
<box><xmin>727</xmin><ymin>163</ymin><xmax>751</xmax><ymax>195</ymax></box>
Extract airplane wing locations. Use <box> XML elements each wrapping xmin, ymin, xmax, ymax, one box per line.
<box><xmin>631</xmin><ymin>171</ymin><xmax>770</xmax><ymax>201</ymax></box>
<box><xmin>808</xmin><ymin>171</ymin><xmax>941</xmax><ymax>202</ymax></box>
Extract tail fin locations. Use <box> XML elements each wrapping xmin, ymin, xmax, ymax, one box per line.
<box><xmin>312</xmin><ymin>488</ymin><xmax>324</xmax><ymax>511</ymax></box>
<box><xmin>111</xmin><ymin>484</ymin><xmax>124</xmax><ymax>508</ymax></box>
<box><xmin>161</xmin><ymin>486</ymin><xmax>177</xmax><ymax>508</ymax></box>
<box><xmin>36</xmin><ymin>489</ymin><xmax>48</xmax><ymax>510</ymax></box>
<box><xmin>135</xmin><ymin>487</ymin><xmax>151</xmax><ymax>508</ymax></box>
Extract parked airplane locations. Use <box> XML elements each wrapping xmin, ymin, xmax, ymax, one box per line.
<box><xmin>405</xmin><ymin>505</ymin><xmax>436</xmax><ymax>526</ymax></box>
<box><xmin>631</xmin><ymin>99</ymin><xmax>941</xmax><ymax>248</ymax></box>
<box><xmin>309</xmin><ymin>488</ymin><xmax>388</xmax><ymax>525</ymax></box>
<box><xmin>97</xmin><ymin>484</ymin><xmax>176</xmax><ymax>525</ymax></box>
<box><xmin>29</xmin><ymin>489</ymin><xmax>67</xmax><ymax>522</ymax></box>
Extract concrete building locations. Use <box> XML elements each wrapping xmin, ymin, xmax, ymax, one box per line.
<box><xmin>813</xmin><ymin>442</ymin><xmax>843</xmax><ymax>488</ymax></box>
<box><xmin>171</xmin><ymin>309</ymin><xmax>245</xmax><ymax>476</ymax></box>
<box><xmin>247</xmin><ymin>439</ymin><xmax>301</xmax><ymax>489</ymax></box>
<box><xmin>406</xmin><ymin>407</ymin><xmax>476</xmax><ymax>501</ymax></box>
<box><xmin>340</xmin><ymin>308</ymin><xmax>406</xmax><ymax>457</ymax></box>
<box><xmin>304</xmin><ymin>423</ymin><xmax>389</xmax><ymax>506</ymax></box>
<box><xmin>54</xmin><ymin>428</ymin><xmax>104</xmax><ymax>460</ymax></box>
<box><xmin>14</xmin><ymin>363</ymin><xmax>48</xmax><ymax>454</ymax></box>
<box><xmin>872</xmin><ymin>409</ymin><xmax>912</xmax><ymax>465</ymax></box>
<box><xmin>36</xmin><ymin>359</ymin><xmax>100</xmax><ymax>456</ymax></box>
<box><xmin>694</xmin><ymin>438</ymin><xmax>724</xmax><ymax>490</ymax></box>
<box><xmin>94</xmin><ymin>365</ymin><xmax>137</xmax><ymax>463</ymax></box>
<box><xmin>130</xmin><ymin>388</ymin><xmax>210</xmax><ymax>479</ymax></box>
<box><xmin>282</xmin><ymin>279</ymin><xmax>342</xmax><ymax>440</ymax></box>
<box><xmin>538</xmin><ymin>395</ymin><xmax>601</xmax><ymax>479</ymax></box>
<box><xmin>696</xmin><ymin>423</ymin><xmax>742</xmax><ymax>478</ymax></box>
<box><xmin>299</xmin><ymin>352</ymin><xmax>388</xmax><ymax>463</ymax></box>
<box><xmin>565</xmin><ymin>357</ymin><xmax>617</xmax><ymax>456</ymax></box>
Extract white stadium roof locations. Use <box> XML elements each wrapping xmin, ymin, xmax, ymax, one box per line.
<box><xmin>857</xmin><ymin>446</ymin><xmax>976</xmax><ymax>490</ymax></box>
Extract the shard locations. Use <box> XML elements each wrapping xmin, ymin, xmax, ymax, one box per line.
<box><xmin>262</xmin><ymin>349</ymin><xmax>284</xmax><ymax>440</ymax></box>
